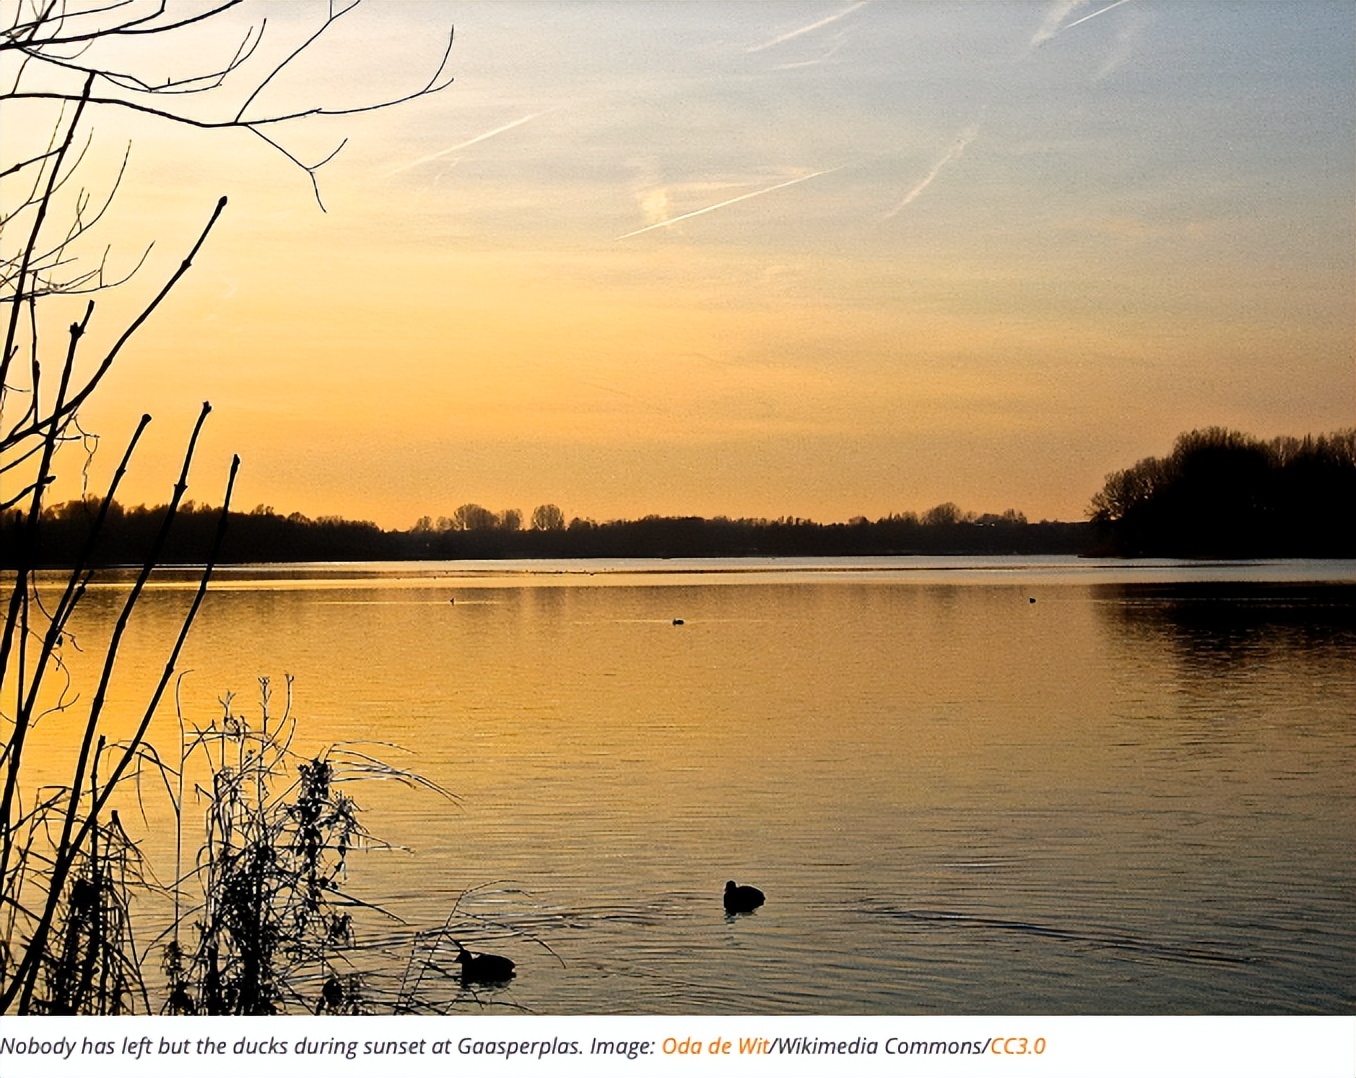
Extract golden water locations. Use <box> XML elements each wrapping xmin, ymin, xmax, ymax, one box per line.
<box><xmin>22</xmin><ymin>558</ymin><xmax>1356</xmax><ymax>1013</ymax></box>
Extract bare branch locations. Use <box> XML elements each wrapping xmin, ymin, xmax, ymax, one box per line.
<box><xmin>3</xmin><ymin>1</ymin><xmax>244</xmax><ymax>49</ymax></box>
<box><xmin>3</xmin><ymin>9</ymin><xmax>454</xmax><ymax>211</ymax></box>
<box><xmin>6</xmin><ymin>401</ymin><xmax>221</xmax><ymax>1014</ymax></box>
<box><xmin>3</xmin><ymin>50</ymin><xmax>456</xmax><ymax>127</ymax></box>
<box><xmin>6</xmin><ymin>195</ymin><xmax>227</xmax><ymax>444</ymax></box>
<box><xmin>15</xmin><ymin>19</ymin><xmax>264</xmax><ymax>97</ymax></box>
<box><xmin>2</xmin><ymin>0</ymin><xmax>458</xmax><ymax>1015</ymax></box>
<box><xmin>0</xmin><ymin>475</ymin><xmax>54</xmax><ymax>511</ymax></box>
<box><xmin>0</xmin><ymin>410</ymin><xmax>152</xmax><ymax>899</ymax></box>
<box><xmin>0</xmin><ymin>145</ymin><xmax>62</xmax><ymax>181</ymax></box>
<box><xmin>0</xmin><ymin>71</ymin><xmax>93</xmax><ymax>398</ymax></box>
<box><xmin>5</xmin><ymin>2</ymin><xmax>131</xmax><ymax>42</ymax></box>
<box><xmin>2</xmin><ymin>145</ymin><xmax>137</xmax><ymax>302</ymax></box>
<box><xmin>236</xmin><ymin>1</ymin><xmax>358</xmax><ymax>122</ymax></box>
<box><xmin>249</xmin><ymin>127</ymin><xmax>346</xmax><ymax>211</ymax></box>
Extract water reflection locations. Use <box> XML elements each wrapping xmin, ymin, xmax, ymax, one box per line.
<box><xmin>25</xmin><ymin>560</ymin><xmax>1356</xmax><ymax>1013</ymax></box>
<box><xmin>1096</xmin><ymin>581</ymin><xmax>1356</xmax><ymax>658</ymax></box>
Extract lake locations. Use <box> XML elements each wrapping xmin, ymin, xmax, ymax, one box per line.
<box><xmin>28</xmin><ymin>557</ymin><xmax>1356</xmax><ymax>1014</ymax></box>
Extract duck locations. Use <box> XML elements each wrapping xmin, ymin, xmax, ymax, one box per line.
<box><xmin>723</xmin><ymin>880</ymin><xmax>765</xmax><ymax>914</ymax></box>
<box><xmin>454</xmin><ymin>946</ymin><xmax>516</xmax><ymax>984</ymax></box>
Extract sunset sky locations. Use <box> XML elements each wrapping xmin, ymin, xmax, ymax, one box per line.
<box><xmin>23</xmin><ymin>1</ymin><xmax>1356</xmax><ymax>527</ymax></box>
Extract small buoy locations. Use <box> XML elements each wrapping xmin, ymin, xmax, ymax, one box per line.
<box><xmin>724</xmin><ymin>880</ymin><xmax>765</xmax><ymax>914</ymax></box>
<box><xmin>672</xmin><ymin>618</ymin><xmax>684</xmax><ymax>625</ymax></box>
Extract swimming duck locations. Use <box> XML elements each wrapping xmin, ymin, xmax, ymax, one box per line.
<box><xmin>455</xmin><ymin>947</ymin><xmax>516</xmax><ymax>983</ymax></box>
<box><xmin>724</xmin><ymin>880</ymin><xmax>765</xmax><ymax>914</ymax></box>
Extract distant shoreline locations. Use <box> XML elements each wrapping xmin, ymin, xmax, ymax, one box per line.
<box><xmin>13</xmin><ymin>508</ymin><xmax>1093</xmax><ymax>568</ymax></box>
<box><xmin>13</xmin><ymin>509</ymin><xmax>1356</xmax><ymax>568</ymax></box>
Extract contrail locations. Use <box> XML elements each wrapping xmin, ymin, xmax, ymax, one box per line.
<box><xmin>1032</xmin><ymin>0</ymin><xmax>1131</xmax><ymax>47</ymax></box>
<box><xmin>1031</xmin><ymin>0</ymin><xmax>1088</xmax><ymax>48</ymax></box>
<box><xmin>774</xmin><ymin>38</ymin><xmax>845</xmax><ymax>70</ymax></box>
<box><xmin>616</xmin><ymin>168</ymin><xmax>842</xmax><ymax>240</ymax></box>
<box><xmin>1061</xmin><ymin>0</ymin><xmax>1132</xmax><ymax>32</ymax></box>
<box><xmin>883</xmin><ymin>126</ymin><xmax>978</xmax><ymax>218</ymax></box>
<box><xmin>747</xmin><ymin>2</ymin><xmax>868</xmax><ymax>53</ymax></box>
<box><xmin>383</xmin><ymin>112</ymin><xmax>544</xmax><ymax>178</ymax></box>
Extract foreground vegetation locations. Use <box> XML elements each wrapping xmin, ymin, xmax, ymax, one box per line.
<box><xmin>11</xmin><ymin>676</ymin><xmax>524</xmax><ymax>1015</ymax></box>
<box><xmin>1</xmin><ymin>0</ymin><xmax>458</xmax><ymax>1015</ymax></box>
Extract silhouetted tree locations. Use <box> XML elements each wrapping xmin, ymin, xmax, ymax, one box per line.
<box><xmin>451</xmin><ymin>503</ymin><xmax>497</xmax><ymax>531</ymax></box>
<box><xmin>1090</xmin><ymin>427</ymin><xmax>1356</xmax><ymax>557</ymax></box>
<box><xmin>923</xmin><ymin>502</ymin><xmax>971</xmax><ymax>526</ymax></box>
<box><xmin>975</xmin><ymin>509</ymin><xmax>1027</xmax><ymax>526</ymax></box>
<box><xmin>531</xmin><ymin>504</ymin><xmax>566</xmax><ymax>530</ymax></box>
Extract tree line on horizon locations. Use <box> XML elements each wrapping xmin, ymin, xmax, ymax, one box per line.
<box><xmin>8</xmin><ymin>427</ymin><xmax>1352</xmax><ymax>567</ymax></box>
<box><xmin>8</xmin><ymin>498</ymin><xmax>1084</xmax><ymax>565</ymax></box>
<box><xmin>1088</xmin><ymin>427</ymin><xmax>1355</xmax><ymax>557</ymax></box>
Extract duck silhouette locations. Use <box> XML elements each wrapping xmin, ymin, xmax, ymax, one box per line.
<box><xmin>723</xmin><ymin>880</ymin><xmax>765</xmax><ymax>914</ymax></box>
<box><xmin>455</xmin><ymin>946</ymin><xmax>516</xmax><ymax>984</ymax></box>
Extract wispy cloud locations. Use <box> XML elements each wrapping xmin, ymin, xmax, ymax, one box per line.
<box><xmin>616</xmin><ymin>168</ymin><xmax>843</xmax><ymax>241</ymax></box>
<box><xmin>773</xmin><ymin>37</ymin><xmax>846</xmax><ymax>71</ymax></box>
<box><xmin>747</xmin><ymin>2</ymin><xmax>868</xmax><ymax>54</ymax></box>
<box><xmin>883</xmin><ymin>126</ymin><xmax>979</xmax><ymax>219</ymax></box>
<box><xmin>1031</xmin><ymin>0</ymin><xmax>1089</xmax><ymax>48</ymax></box>
<box><xmin>1094</xmin><ymin>5</ymin><xmax>1152</xmax><ymax>80</ymax></box>
<box><xmin>383</xmin><ymin>112</ymin><xmax>545</xmax><ymax>178</ymax></box>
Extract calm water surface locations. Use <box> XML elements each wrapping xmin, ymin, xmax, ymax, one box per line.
<box><xmin>36</xmin><ymin>558</ymin><xmax>1356</xmax><ymax>1013</ymax></box>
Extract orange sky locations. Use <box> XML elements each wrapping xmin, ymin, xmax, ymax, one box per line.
<box><xmin>10</xmin><ymin>2</ymin><xmax>1354</xmax><ymax>528</ymax></box>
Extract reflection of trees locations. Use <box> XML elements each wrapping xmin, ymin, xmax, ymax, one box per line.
<box><xmin>1090</xmin><ymin>428</ymin><xmax>1356</xmax><ymax>556</ymax></box>
<box><xmin>1094</xmin><ymin>582</ymin><xmax>1356</xmax><ymax>672</ymax></box>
